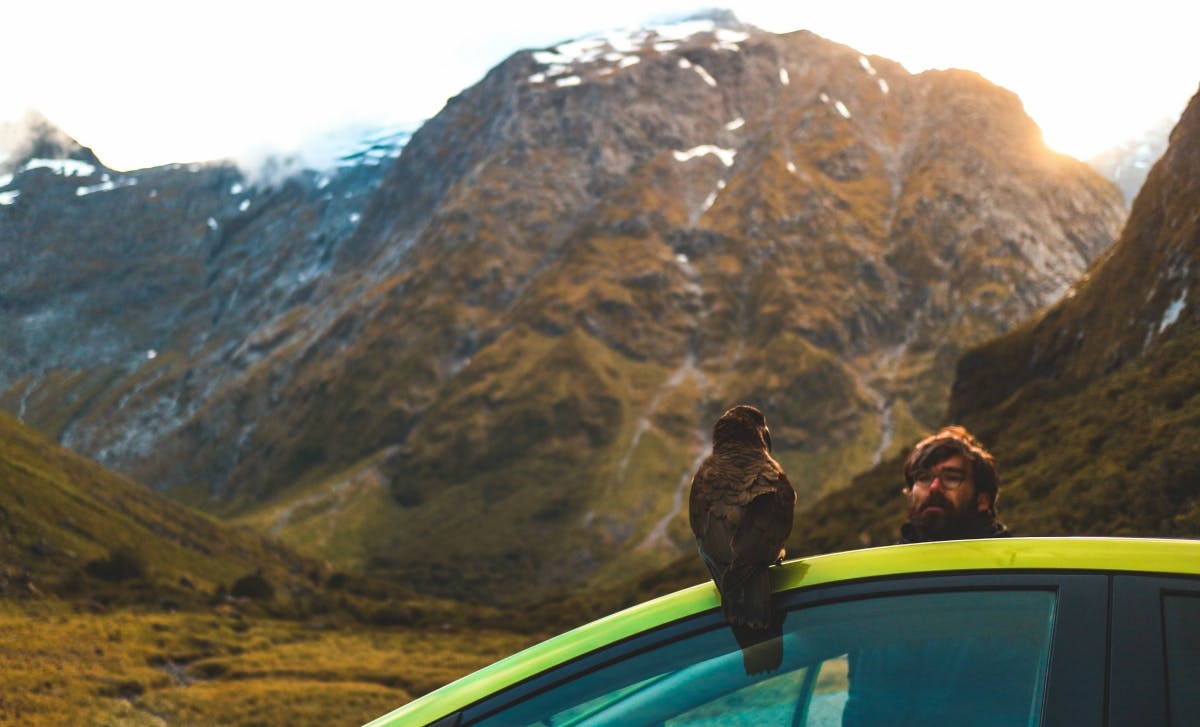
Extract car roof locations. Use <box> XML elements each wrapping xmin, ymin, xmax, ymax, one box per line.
<box><xmin>364</xmin><ymin>536</ymin><xmax>1200</xmax><ymax>726</ymax></box>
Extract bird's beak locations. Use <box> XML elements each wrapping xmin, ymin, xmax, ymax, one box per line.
<box><xmin>764</xmin><ymin>428</ymin><xmax>773</xmax><ymax>452</ymax></box>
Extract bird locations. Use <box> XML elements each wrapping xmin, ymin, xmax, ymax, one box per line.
<box><xmin>689</xmin><ymin>404</ymin><xmax>796</xmax><ymax>631</ymax></box>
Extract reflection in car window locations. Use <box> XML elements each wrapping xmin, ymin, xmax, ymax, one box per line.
<box><xmin>477</xmin><ymin>590</ymin><xmax>1056</xmax><ymax>726</ymax></box>
<box><xmin>1164</xmin><ymin>594</ymin><xmax>1200</xmax><ymax>726</ymax></box>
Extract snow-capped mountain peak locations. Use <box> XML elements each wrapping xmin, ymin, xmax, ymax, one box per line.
<box><xmin>527</xmin><ymin>10</ymin><xmax>753</xmax><ymax>86</ymax></box>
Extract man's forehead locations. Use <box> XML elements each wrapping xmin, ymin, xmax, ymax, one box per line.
<box><xmin>924</xmin><ymin>452</ymin><xmax>968</xmax><ymax>470</ymax></box>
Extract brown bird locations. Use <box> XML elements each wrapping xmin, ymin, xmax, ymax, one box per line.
<box><xmin>689</xmin><ymin>405</ymin><xmax>796</xmax><ymax>630</ymax></box>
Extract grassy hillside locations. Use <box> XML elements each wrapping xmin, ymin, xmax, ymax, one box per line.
<box><xmin>234</xmin><ymin>321</ymin><xmax>893</xmax><ymax>605</ymax></box>
<box><xmin>797</xmin><ymin>322</ymin><xmax>1200</xmax><ymax>553</ymax></box>
<box><xmin>0</xmin><ymin>600</ymin><xmax>537</xmax><ymax>726</ymax></box>
<box><xmin>0</xmin><ymin>411</ymin><xmax>554</xmax><ymax>724</ymax></box>
<box><xmin>0</xmin><ymin>410</ymin><xmax>311</xmax><ymax>609</ymax></box>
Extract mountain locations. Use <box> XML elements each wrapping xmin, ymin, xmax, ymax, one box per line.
<box><xmin>0</xmin><ymin>409</ymin><xmax>312</xmax><ymax>610</ymax></box>
<box><xmin>0</xmin><ymin>407</ymin><xmax>550</xmax><ymax>727</ymax></box>
<box><xmin>0</xmin><ymin>110</ymin><xmax>103</xmax><ymax>174</ymax></box>
<box><xmin>1088</xmin><ymin>115</ymin><xmax>1176</xmax><ymax>205</ymax></box>
<box><xmin>0</xmin><ymin>120</ymin><xmax>409</xmax><ymax>488</ymax></box>
<box><xmin>0</xmin><ymin>14</ymin><xmax>1126</xmax><ymax>604</ymax></box>
<box><xmin>800</xmin><ymin>85</ymin><xmax>1200</xmax><ymax>551</ymax></box>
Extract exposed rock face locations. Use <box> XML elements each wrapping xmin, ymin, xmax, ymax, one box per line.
<box><xmin>0</xmin><ymin>16</ymin><xmax>1126</xmax><ymax>603</ymax></box>
<box><xmin>952</xmin><ymin>86</ymin><xmax>1200</xmax><ymax>418</ymax></box>
<box><xmin>0</xmin><ymin>124</ymin><xmax>409</xmax><ymax>490</ymax></box>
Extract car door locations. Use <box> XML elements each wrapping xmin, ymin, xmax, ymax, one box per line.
<box><xmin>1109</xmin><ymin>573</ymin><xmax>1200</xmax><ymax>727</ymax></box>
<box><xmin>447</xmin><ymin>572</ymin><xmax>1108</xmax><ymax>726</ymax></box>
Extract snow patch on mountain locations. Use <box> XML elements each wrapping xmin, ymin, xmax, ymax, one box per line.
<box><xmin>673</xmin><ymin>145</ymin><xmax>736</xmax><ymax>166</ymax></box>
<box><xmin>21</xmin><ymin>158</ymin><xmax>96</xmax><ymax>177</ymax></box>
<box><xmin>678</xmin><ymin>57</ymin><xmax>718</xmax><ymax>87</ymax></box>
<box><xmin>76</xmin><ymin>175</ymin><xmax>138</xmax><ymax>196</ymax></box>
<box><xmin>1159</xmin><ymin>289</ymin><xmax>1189</xmax><ymax>333</ymax></box>
<box><xmin>538</xmin><ymin>16</ymin><xmax>747</xmax><ymax>65</ymax></box>
<box><xmin>527</xmin><ymin>12</ymin><xmax>748</xmax><ymax>87</ymax></box>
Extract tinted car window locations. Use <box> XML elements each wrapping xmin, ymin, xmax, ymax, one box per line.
<box><xmin>1164</xmin><ymin>594</ymin><xmax>1200</xmax><ymax>725</ymax></box>
<box><xmin>477</xmin><ymin>590</ymin><xmax>1056</xmax><ymax>726</ymax></box>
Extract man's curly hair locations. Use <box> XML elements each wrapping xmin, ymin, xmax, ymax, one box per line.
<box><xmin>903</xmin><ymin>425</ymin><xmax>999</xmax><ymax>513</ymax></box>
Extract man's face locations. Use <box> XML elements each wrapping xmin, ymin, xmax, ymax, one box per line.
<box><xmin>906</xmin><ymin>454</ymin><xmax>988</xmax><ymax>535</ymax></box>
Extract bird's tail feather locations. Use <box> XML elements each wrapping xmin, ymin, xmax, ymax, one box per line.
<box><xmin>720</xmin><ymin>563</ymin><xmax>772</xmax><ymax>629</ymax></box>
<box><xmin>731</xmin><ymin>621</ymin><xmax>784</xmax><ymax>675</ymax></box>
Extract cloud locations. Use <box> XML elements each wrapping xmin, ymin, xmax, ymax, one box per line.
<box><xmin>0</xmin><ymin>112</ymin><xmax>38</xmax><ymax>169</ymax></box>
<box><xmin>230</xmin><ymin>121</ymin><xmax>417</xmax><ymax>189</ymax></box>
<box><xmin>0</xmin><ymin>110</ymin><xmax>72</xmax><ymax>172</ymax></box>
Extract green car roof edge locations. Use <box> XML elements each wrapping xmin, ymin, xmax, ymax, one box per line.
<box><xmin>363</xmin><ymin>536</ymin><xmax>1200</xmax><ymax>727</ymax></box>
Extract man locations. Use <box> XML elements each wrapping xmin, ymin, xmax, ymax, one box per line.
<box><xmin>899</xmin><ymin>425</ymin><xmax>1009</xmax><ymax>543</ymax></box>
<box><xmin>843</xmin><ymin>425</ymin><xmax>1011</xmax><ymax>726</ymax></box>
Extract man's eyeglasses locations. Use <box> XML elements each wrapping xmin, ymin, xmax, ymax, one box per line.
<box><xmin>912</xmin><ymin>468</ymin><xmax>968</xmax><ymax>490</ymax></box>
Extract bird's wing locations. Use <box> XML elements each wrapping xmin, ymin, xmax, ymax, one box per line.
<box><xmin>688</xmin><ymin>459</ymin><xmax>716</xmax><ymax>538</ymax></box>
<box><xmin>689</xmin><ymin>461</ymin><xmax>729</xmax><ymax>567</ymax></box>
<box><xmin>719</xmin><ymin>469</ymin><xmax>795</xmax><ymax>629</ymax></box>
<box><xmin>690</xmin><ymin>457</ymin><xmax>745</xmax><ymax>522</ymax></box>
<box><xmin>695</xmin><ymin>507</ymin><xmax>737</xmax><ymax>585</ymax></box>
<box><xmin>730</xmin><ymin>468</ymin><xmax>796</xmax><ymax>566</ymax></box>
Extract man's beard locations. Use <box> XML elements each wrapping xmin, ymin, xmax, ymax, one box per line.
<box><xmin>911</xmin><ymin>492</ymin><xmax>968</xmax><ymax>534</ymax></box>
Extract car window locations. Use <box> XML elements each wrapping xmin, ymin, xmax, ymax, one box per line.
<box><xmin>476</xmin><ymin>589</ymin><xmax>1056</xmax><ymax>726</ymax></box>
<box><xmin>1164</xmin><ymin>594</ymin><xmax>1200</xmax><ymax>726</ymax></box>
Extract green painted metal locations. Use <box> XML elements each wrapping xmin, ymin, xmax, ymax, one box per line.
<box><xmin>363</xmin><ymin>537</ymin><xmax>1200</xmax><ymax>726</ymax></box>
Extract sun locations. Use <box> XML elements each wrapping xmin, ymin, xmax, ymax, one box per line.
<box><xmin>1018</xmin><ymin>78</ymin><xmax>1186</xmax><ymax>162</ymax></box>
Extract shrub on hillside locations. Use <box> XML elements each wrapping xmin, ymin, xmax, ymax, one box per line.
<box><xmin>84</xmin><ymin>547</ymin><xmax>147</xmax><ymax>582</ymax></box>
<box><xmin>230</xmin><ymin>572</ymin><xmax>275</xmax><ymax>600</ymax></box>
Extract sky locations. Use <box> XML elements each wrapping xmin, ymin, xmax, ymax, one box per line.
<box><xmin>2</xmin><ymin>0</ymin><xmax>1197</xmax><ymax>171</ymax></box>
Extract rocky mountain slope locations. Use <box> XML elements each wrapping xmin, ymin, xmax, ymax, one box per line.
<box><xmin>1</xmin><ymin>14</ymin><xmax>1126</xmax><ymax>604</ymax></box>
<box><xmin>800</xmin><ymin>85</ymin><xmax>1200</xmax><ymax>551</ymax></box>
<box><xmin>0</xmin><ymin>112</ymin><xmax>409</xmax><ymax>491</ymax></box>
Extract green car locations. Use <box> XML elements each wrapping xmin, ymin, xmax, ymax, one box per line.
<box><xmin>365</xmin><ymin>537</ymin><xmax>1200</xmax><ymax>726</ymax></box>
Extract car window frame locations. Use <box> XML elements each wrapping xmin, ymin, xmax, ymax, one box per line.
<box><xmin>1110</xmin><ymin>574</ymin><xmax>1200</xmax><ymax>727</ymax></box>
<box><xmin>453</xmin><ymin>571</ymin><xmax>1109</xmax><ymax>726</ymax></box>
